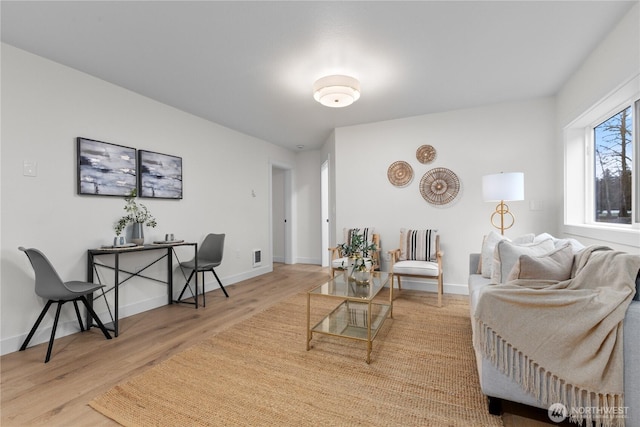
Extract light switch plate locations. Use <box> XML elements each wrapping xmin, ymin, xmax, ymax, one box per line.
<box><xmin>529</xmin><ymin>200</ymin><xmax>544</xmax><ymax>211</ymax></box>
<box><xmin>23</xmin><ymin>161</ymin><xmax>37</xmax><ymax>177</ymax></box>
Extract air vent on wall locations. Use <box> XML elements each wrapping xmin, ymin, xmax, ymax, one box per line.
<box><xmin>253</xmin><ymin>249</ymin><xmax>262</xmax><ymax>267</ymax></box>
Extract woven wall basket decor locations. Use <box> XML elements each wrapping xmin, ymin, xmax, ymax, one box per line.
<box><xmin>416</xmin><ymin>144</ymin><xmax>436</xmax><ymax>164</ymax></box>
<box><xmin>387</xmin><ymin>161</ymin><xmax>413</xmax><ymax>187</ymax></box>
<box><xmin>420</xmin><ymin>167</ymin><xmax>460</xmax><ymax>205</ymax></box>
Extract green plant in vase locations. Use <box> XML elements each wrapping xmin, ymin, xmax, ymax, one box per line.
<box><xmin>338</xmin><ymin>228</ymin><xmax>377</xmax><ymax>259</ymax></box>
<box><xmin>114</xmin><ymin>189</ymin><xmax>157</xmax><ymax>245</ymax></box>
<box><xmin>338</xmin><ymin>228</ymin><xmax>377</xmax><ymax>283</ymax></box>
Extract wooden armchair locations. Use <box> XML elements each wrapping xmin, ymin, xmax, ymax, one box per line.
<box><xmin>389</xmin><ymin>229</ymin><xmax>443</xmax><ymax>307</ymax></box>
<box><xmin>329</xmin><ymin>228</ymin><xmax>380</xmax><ymax>278</ymax></box>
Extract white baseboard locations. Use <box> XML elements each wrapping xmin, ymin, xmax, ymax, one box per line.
<box><xmin>209</xmin><ymin>265</ymin><xmax>272</xmax><ymax>291</ymax></box>
<box><xmin>295</xmin><ymin>256</ymin><xmax>321</xmax><ymax>265</ymax></box>
<box><xmin>1</xmin><ymin>267</ymin><xmax>469</xmax><ymax>356</ymax></box>
<box><xmin>445</xmin><ymin>283</ymin><xmax>469</xmax><ymax>295</ymax></box>
<box><xmin>0</xmin><ymin>266</ymin><xmax>275</xmax><ymax>357</ymax></box>
<box><xmin>0</xmin><ymin>294</ymin><xmax>170</xmax><ymax>356</ymax></box>
<box><xmin>1</xmin><ymin>315</ymin><xmax>92</xmax><ymax>357</ymax></box>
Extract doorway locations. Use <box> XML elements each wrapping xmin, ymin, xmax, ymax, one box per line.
<box><xmin>321</xmin><ymin>159</ymin><xmax>330</xmax><ymax>267</ymax></box>
<box><xmin>270</xmin><ymin>162</ymin><xmax>294</xmax><ymax>265</ymax></box>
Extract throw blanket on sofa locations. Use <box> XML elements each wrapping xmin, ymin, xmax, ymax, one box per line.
<box><xmin>474</xmin><ymin>246</ymin><xmax>640</xmax><ymax>427</ymax></box>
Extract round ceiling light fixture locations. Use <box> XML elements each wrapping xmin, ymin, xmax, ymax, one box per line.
<box><xmin>313</xmin><ymin>75</ymin><xmax>361</xmax><ymax>108</ymax></box>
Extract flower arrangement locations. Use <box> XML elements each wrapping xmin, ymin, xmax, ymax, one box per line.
<box><xmin>338</xmin><ymin>228</ymin><xmax>376</xmax><ymax>258</ymax></box>
<box><xmin>338</xmin><ymin>228</ymin><xmax>377</xmax><ymax>272</ymax></box>
<box><xmin>114</xmin><ymin>189</ymin><xmax>157</xmax><ymax>236</ymax></box>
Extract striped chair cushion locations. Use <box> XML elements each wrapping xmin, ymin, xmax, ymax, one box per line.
<box><xmin>399</xmin><ymin>229</ymin><xmax>436</xmax><ymax>261</ymax></box>
<box><xmin>343</xmin><ymin>227</ymin><xmax>375</xmax><ymax>247</ymax></box>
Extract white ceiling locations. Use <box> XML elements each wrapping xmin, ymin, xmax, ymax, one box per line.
<box><xmin>1</xmin><ymin>1</ymin><xmax>635</xmax><ymax>151</ymax></box>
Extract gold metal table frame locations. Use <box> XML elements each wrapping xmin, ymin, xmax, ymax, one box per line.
<box><xmin>306</xmin><ymin>271</ymin><xmax>392</xmax><ymax>364</ymax></box>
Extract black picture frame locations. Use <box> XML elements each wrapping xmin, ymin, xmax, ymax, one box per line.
<box><xmin>138</xmin><ymin>150</ymin><xmax>183</xmax><ymax>199</ymax></box>
<box><xmin>77</xmin><ymin>137</ymin><xmax>137</xmax><ymax>196</ymax></box>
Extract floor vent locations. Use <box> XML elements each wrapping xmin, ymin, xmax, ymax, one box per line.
<box><xmin>253</xmin><ymin>249</ymin><xmax>262</xmax><ymax>267</ymax></box>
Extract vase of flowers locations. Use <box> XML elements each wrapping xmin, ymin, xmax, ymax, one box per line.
<box><xmin>338</xmin><ymin>229</ymin><xmax>377</xmax><ymax>284</ymax></box>
<box><xmin>114</xmin><ymin>189</ymin><xmax>157</xmax><ymax>245</ymax></box>
<box><xmin>350</xmin><ymin>257</ymin><xmax>373</xmax><ymax>285</ymax></box>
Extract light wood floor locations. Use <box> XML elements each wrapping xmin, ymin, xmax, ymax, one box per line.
<box><xmin>2</xmin><ymin>263</ymin><xmax>563</xmax><ymax>426</ymax></box>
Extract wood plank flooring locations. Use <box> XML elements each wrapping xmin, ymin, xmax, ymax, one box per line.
<box><xmin>1</xmin><ymin>263</ymin><xmax>559</xmax><ymax>426</ymax></box>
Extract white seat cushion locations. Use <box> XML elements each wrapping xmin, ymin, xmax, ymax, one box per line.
<box><xmin>393</xmin><ymin>260</ymin><xmax>439</xmax><ymax>276</ymax></box>
<box><xmin>332</xmin><ymin>257</ymin><xmax>374</xmax><ymax>269</ymax></box>
<box><xmin>332</xmin><ymin>257</ymin><xmax>349</xmax><ymax>269</ymax></box>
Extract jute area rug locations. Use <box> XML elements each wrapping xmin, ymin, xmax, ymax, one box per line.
<box><xmin>90</xmin><ymin>290</ymin><xmax>503</xmax><ymax>426</ymax></box>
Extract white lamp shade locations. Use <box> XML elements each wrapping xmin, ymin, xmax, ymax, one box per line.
<box><xmin>313</xmin><ymin>75</ymin><xmax>360</xmax><ymax>108</ymax></box>
<box><xmin>482</xmin><ymin>172</ymin><xmax>524</xmax><ymax>201</ymax></box>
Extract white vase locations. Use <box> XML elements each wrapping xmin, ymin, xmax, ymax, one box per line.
<box><xmin>130</xmin><ymin>223</ymin><xmax>144</xmax><ymax>246</ymax></box>
<box><xmin>347</xmin><ymin>257</ymin><xmax>372</xmax><ymax>284</ymax></box>
<box><xmin>353</xmin><ymin>269</ymin><xmax>371</xmax><ymax>285</ymax></box>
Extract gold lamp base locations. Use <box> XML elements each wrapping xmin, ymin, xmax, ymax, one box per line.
<box><xmin>490</xmin><ymin>200</ymin><xmax>515</xmax><ymax>235</ymax></box>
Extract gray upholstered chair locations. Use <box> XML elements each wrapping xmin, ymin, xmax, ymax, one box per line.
<box><xmin>18</xmin><ymin>247</ymin><xmax>112</xmax><ymax>363</ymax></box>
<box><xmin>328</xmin><ymin>228</ymin><xmax>380</xmax><ymax>278</ymax></box>
<box><xmin>389</xmin><ymin>229</ymin><xmax>444</xmax><ymax>307</ymax></box>
<box><xmin>178</xmin><ymin>233</ymin><xmax>227</xmax><ymax>307</ymax></box>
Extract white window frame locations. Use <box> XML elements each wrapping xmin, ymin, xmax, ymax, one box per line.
<box><xmin>563</xmin><ymin>75</ymin><xmax>640</xmax><ymax>248</ymax></box>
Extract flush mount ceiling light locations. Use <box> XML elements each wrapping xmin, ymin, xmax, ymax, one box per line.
<box><xmin>313</xmin><ymin>75</ymin><xmax>361</xmax><ymax>108</ymax></box>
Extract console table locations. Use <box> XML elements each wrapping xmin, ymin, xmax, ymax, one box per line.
<box><xmin>87</xmin><ymin>242</ymin><xmax>197</xmax><ymax>336</ymax></box>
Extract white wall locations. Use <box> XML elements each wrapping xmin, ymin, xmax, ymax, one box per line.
<box><xmin>332</xmin><ymin>97</ymin><xmax>560</xmax><ymax>292</ymax></box>
<box><xmin>557</xmin><ymin>3</ymin><xmax>639</xmax><ymax>252</ymax></box>
<box><xmin>0</xmin><ymin>44</ymin><xmax>297</xmax><ymax>354</ymax></box>
<box><xmin>557</xmin><ymin>3</ymin><xmax>639</xmax><ymax>129</ymax></box>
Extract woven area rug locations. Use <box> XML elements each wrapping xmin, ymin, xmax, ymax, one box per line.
<box><xmin>89</xmin><ymin>291</ymin><xmax>503</xmax><ymax>426</ymax></box>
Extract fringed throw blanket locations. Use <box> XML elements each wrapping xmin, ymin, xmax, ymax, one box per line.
<box><xmin>474</xmin><ymin>246</ymin><xmax>640</xmax><ymax>427</ymax></box>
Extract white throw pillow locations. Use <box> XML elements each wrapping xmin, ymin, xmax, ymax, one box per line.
<box><xmin>506</xmin><ymin>243</ymin><xmax>574</xmax><ymax>282</ymax></box>
<box><xmin>480</xmin><ymin>231</ymin><xmax>534</xmax><ymax>278</ymax></box>
<box><xmin>534</xmin><ymin>233</ymin><xmax>585</xmax><ymax>253</ymax></box>
<box><xmin>491</xmin><ymin>238</ymin><xmax>555</xmax><ymax>284</ymax></box>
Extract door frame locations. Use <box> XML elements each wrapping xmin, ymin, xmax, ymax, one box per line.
<box><xmin>269</xmin><ymin>161</ymin><xmax>295</xmax><ymax>265</ymax></box>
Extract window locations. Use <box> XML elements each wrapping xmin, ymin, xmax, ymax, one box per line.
<box><xmin>564</xmin><ymin>76</ymin><xmax>640</xmax><ymax>247</ymax></box>
<box><xmin>593</xmin><ymin>103</ymin><xmax>635</xmax><ymax>224</ymax></box>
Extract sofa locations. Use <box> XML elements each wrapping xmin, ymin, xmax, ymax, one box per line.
<box><xmin>468</xmin><ymin>233</ymin><xmax>640</xmax><ymax>425</ymax></box>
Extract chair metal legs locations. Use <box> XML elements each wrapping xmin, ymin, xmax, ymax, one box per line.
<box><xmin>20</xmin><ymin>296</ymin><xmax>112</xmax><ymax>363</ymax></box>
<box><xmin>20</xmin><ymin>300</ymin><xmax>54</xmax><ymax>355</ymax></box>
<box><xmin>81</xmin><ymin>295</ymin><xmax>112</xmax><ymax>341</ymax></box>
<box><xmin>177</xmin><ymin>268</ymin><xmax>228</xmax><ymax>308</ymax></box>
<box><xmin>177</xmin><ymin>270</ymin><xmax>199</xmax><ymax>307</ymax></box>
<box><xmin>211</xmin><ymin>269</ymin><xmax>228</xmax><ymax>300</ymax></box>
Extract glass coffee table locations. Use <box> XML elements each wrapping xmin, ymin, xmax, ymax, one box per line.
<box><xmin>306</xmin><ymin>271</ymin><xmax>392</xmax><ymax>363</ymax></box>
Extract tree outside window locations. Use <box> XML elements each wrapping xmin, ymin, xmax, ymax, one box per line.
<box><xmin>594</xmin><ymin>105</ymin><xmax>633</xmax><ymax>224</ymax></box>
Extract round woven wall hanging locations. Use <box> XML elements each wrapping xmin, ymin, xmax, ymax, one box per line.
<box><xmin>387</xmin><ymin>161</ymin><xmax>413</xmax><ymax>187</ymax></box>
<box><xmin>416</xmin><ymin>144</ymin><xmax>436</xmax><ymax>164</ymax></box>
<box><xmin>420</xmin><ymin>167</ymin><xmax>460</xmax><ymax>205</ymax></box>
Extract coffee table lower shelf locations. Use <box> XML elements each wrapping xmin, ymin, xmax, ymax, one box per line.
<box><xmin>307</xmin><ymin>300</ymin><xmax>391</xmax><ymax>363</ymax></box>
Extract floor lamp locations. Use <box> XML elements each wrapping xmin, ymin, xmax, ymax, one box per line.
<box><xmin>482</xmin><ymin>172</ymin><xmax>524</xmax><ymax>235</ymax></box>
